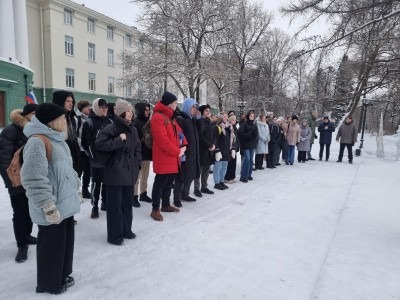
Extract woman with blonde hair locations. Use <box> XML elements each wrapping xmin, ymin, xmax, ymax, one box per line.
<box><xmin>21</xmin><ymin>103</ymin><xmax>81</xmax><ymax>294</ymax></box>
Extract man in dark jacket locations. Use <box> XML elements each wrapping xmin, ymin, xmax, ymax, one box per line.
<box><xmin>132</xmin><ymin>102</ymin><xmax>152</xmax><ymax>207</ymax></box>
<box><xmin>336</xmin><ymin>115</ymin><xmax>358</xmax><ymax>164</ymax></box>
<box><xmin>267</xmin><ymin>116</ymin><xmax>279</xmax><ymax>169</ymax></box>
<box><xmin>82</xmin><ymin>98</ymin><xmax>112</xmax><ymax>218</ymax></box>
<box><xmin>318</xmin><ymin>116</ymin><xmax>335</xmax><ymax>161</ymax></box>
<box><xmin>0</xmin><ymin>104</ymin><xmax>37</xmax><ymax>262</ymax></box>
<box><xmin>193</xmin><ymin>104</ymin><xmax>215</xmax><ymax>196</ymax></box>
<box><xmin>174</xmin><ymin>98</ymin><xmax>201</xmax><ymax>206</ymax></box>
<box><xmin>52</xmin><ymin>90</ymin><xmax>81</xmax><ymax>173</ymax></box>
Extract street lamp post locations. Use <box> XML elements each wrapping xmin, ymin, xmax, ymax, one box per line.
<box><xmin>237</xmin><ymin>100</ymin><xmax>247</xmax><ymax>116</ymax></box>
<box><xmin>355</xmin><ymin>96</ymin><xmax>373</xmax><ymax>156</ymax></box>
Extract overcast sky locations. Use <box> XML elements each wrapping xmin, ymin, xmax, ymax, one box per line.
<box><xmin>73</xmin><ymin>0</ymin><xmax>326</xmax><ymax>37</ymax></box>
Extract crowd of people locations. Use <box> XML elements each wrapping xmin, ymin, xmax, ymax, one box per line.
<box><xmin>0</xmin><ymin>90</ymin><xmax>359</xmax><ymax>294</ymax></box>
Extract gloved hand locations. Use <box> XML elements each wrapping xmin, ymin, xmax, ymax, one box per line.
<box><xmin>43</xmin><ymin>202</ymin><xmax>61</xmax><ymax>224</ymax></box>
<box><xmin>231</xmin><ymin>149</ymin><xmax>236</xmax><ymax>159</ymax></box>
<box><xmin>215</xmin><ymin>151</ymin><xmax>222</xmax><ymax>162</ymax></box>
<box><xmin>301</xmin><ymin>137</ymin><xmax>305</xmax><ymax>141</ymax></box>
<box><xmin>314</xmin><ymin>135</ymin><xmax>318</xmax><ymax>139</ymax></box>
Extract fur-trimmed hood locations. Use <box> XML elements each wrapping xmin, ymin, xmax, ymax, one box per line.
<box><xmin>10</xmin><ymin>109</ymin><xmax>29</xmax><ymax>128</ymax></box>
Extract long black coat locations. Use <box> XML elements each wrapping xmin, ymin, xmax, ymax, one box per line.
<box><xmin>214</xmin><ymin>125</ymin><xmax>231</xmax><ymax>161</ymax></box>
<box><xmin>176</xmin><ymin>112</ymin><xmax>200</xmax><ymax>180</ymax></box>
<box><xmin>196</xmin><ymin>117</ymin><xmax>214</xmax><ymax>166</ymax></box>
<box><xmin>94</xmin><ymin>116</ymin><xmax>142</xmax><ymax>186</ymax></box>
<box><xmin>133</xmin><ymin>103</ymin><xmax>152</xmax><ymax>161</ymax></box>
<box><xmin>238</xmin><ymin>120</ymin><xmax>258</xmax><ymax>150</ymax></box>
<box><xmin>0</xmin><ymin>110</ymin><xmax>28</xmax><ymax>193</ymax></box>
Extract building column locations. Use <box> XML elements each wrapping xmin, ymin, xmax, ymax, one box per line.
<box><xmin>0</xmin><ymin>0</ymin><xmax>16</xmax><ymax>60</ymax></box>
<box><xmin>13</xmin><ymin>0</ymin><xmax>30</xmax><ymax>66</ymax></box>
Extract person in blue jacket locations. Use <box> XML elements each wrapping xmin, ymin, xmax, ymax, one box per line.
<box><xmin>318</xmin><ymin>116</ymin><xmax>336</xmax><ymax>161</ymax></box>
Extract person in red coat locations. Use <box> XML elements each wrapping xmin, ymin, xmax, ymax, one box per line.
<box><xmin>150</xmin><ymin>92</ymin><xmax>187</xmax><ymax>221</ymax></box>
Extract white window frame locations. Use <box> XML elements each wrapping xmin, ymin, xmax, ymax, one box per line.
<box><xmin>88</xmin><ymin>43</ymin><xmax>96</xmax><ymax>62</ymax></box>
<box><xmin>107</xmin><ymin>49</ymin><xmax>114</xmax><ymax>66</ymax></box>
<box><xmin>125</xmin><ymin>35</ymin><xmax>132</xmax><ymax>47</ymax></box>
<box><xmin>65</xmin><ymin>35</ymin><xmax>74</xmax><ymax>56</ymax></box>
<box><xmin>66</xmin><ymin>68</ymin><xmax>75</xmax><ymax>88</ymax></box>
<box><xmin>64</xmin><ymin>9</ymin><xmax>73</xmax><ymax>25</ymax></box>
<box><xmin>87</xmin><ymin>18</ymin><xmax>95</xmax><ymax>33</ymax></box>
<box><xmin>107</xmin><ymin>26</ymin><xmax>114</xmax><ymax>40</ymax></box>
<box><xmin>108</xmin><ymin>77</ymin><xmax>114</xmax><ymax>94</ymax></box>
<box><xmin>88</xmin><ymin>73</ymin><xmax>96</xmax><ymax>91</ymax></box>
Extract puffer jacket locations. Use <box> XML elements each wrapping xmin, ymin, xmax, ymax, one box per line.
<box><xmin>255</xmin><ymin>121</ymin><xmax>270</xmax><ymax>154</ymax></box>
<box><xmin>318</xmin><ymin>120</ymin><xmax>335</xmax><ymax>144</ymax></box>
<box><xmin>238</xmin><ymin>111</ymin><xmax>258</xmax><ymax>150</ymax></box>
<box><xmin>297</xmin><ymin>124</ymin><xmax>311</xmax><ymax>151</ymax></box>
<box><xmin>286</xmin><ymin>122</ymin><xmax>301</xmax><ymax>146</ymax></box>
<box><xmin>21</xmin><ymin>116</ymin><xmax>81</xmax><ymax>226</ymax></box>
<box><xmin>336</xmin><ymin>120</ymin><xmax>358</xmax><ymax>144</ymax></box>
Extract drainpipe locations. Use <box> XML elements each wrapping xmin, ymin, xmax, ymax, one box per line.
<box><xmin>40</xmin><ymin>3</ymin><xmax>47</xmax><ymax>103</ymax></box>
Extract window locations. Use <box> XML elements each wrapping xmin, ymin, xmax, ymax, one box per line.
<box><xmin>108</xmin><ymin>77</ymin><xmax>114</xmax><ymax>94</ymax></box>
<box><xmin>88</xmin><ymin>43</ymin><xmax>96</xmax><ymax>61</ymax></box>
<box><xmin>125</xmin><ymin>82</ymin><xmax>132</xmax><ymax>97</ymax></box>
<box><xmin>87</xmin><ymin>18</ymin><xmax>95</xmax><ymax>33</ymax></box>
<box><xmin>107</xmin><ymin>49</ymin><xmax>114</xmax><ymax>66</ymax></box>
<box><xmin>107</xmin><ymin>26</ymin><xmax>114</xmax><ymax>40</ymax></box>
<box><xmin>125</xmin><ymin>35</ymin><xmax>132</xmax><ymax>47</ymax></box>
<box><xmin>88</xmin><ymin>73</ymin><xmax>96</xmax><ymax>91</ymax></box>
<box><xmin>64</xmin><ymin>9</ymin><xmax>72</xmax><ymax>25</ymax></box>
<box><xmin>66</xmin><ymin>68</ymin><xmax>75</xmax><ymax>88</ymax></box>
<box><xmin>65</xmin><ymin>36</ymin><xmax>74</xmax><ymax>56</ymax></box>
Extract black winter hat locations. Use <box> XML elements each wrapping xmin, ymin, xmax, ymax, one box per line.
<box><xmin>323</xmin><ymin>116</ymin><xmax>329</xmax><ymax>120</ymax></box>
<box><xmin>52</xmin><ymin>90</ymin><xmax>75</xmax><ymax>107</ymax></box>
<box><xmin>198</xmin><ymin>104</ymin><xmax>211</xmax><ymax>115</ymax></box>
<box><xmin>161</xmin><ymin>91</ymin><xmax>177</xmax><ymax>106</ymax></box>
<box><xmin>21</xmin><ymin>103</ymin><xmax>37</xmax><ymax>116</ymax></box>
<box><xmin>292</xmin><ymin>115</ymin><xmax>298</xmax><ymax>120</ymax></box>
<box><xmin>36</xmin><ymin>103</ymin><xmax>66</xmax><ymax>125</ymax></box>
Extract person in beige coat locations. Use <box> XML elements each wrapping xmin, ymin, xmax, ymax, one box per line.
<box><xmin>336</xmin><ymin>115</ymin><xmax>358</xmax><ymax>164</ymax></box>
<box><xmin>285</xmin><ymin>115</ymin><xmax>301</xmax><ymax>165</ymax></box>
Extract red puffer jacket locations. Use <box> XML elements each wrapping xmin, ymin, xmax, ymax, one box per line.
<box><xmin>151</xmin><ymin>101</ymin><xmax>186</xmax><ymax>174</ymax></box>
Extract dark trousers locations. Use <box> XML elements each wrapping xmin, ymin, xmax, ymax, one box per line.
<box><xmin>174</xmin><ymin>162</ymin><xmax>195</xmax><ymax>200</ymax></box>
<box><xmin>319</xmin><ymin>143</ymin><xmax>331</xmax><ymax>159</ymax></box>
<box><xmin>78</xmin><ymin>152</ymin><xmax>91</xmax><ymax>189</ymax></box>
<box><xmin>267</xmin><ymin>142</ymin><xmax>276</xmax><ymax>167</ymax></box>
<box><xmin>338</xmin><ymin>143</ymin><xmax>353</xmax><ymax>161</ymax></box>
<box><xmin>298</xmin><ymin>151</ymin><xmax>307</xmax><ymax>162</ymax></box>
<box><xmin>273</xmin><ymin>145</ymin><xmax>282</xmax><ymax>165</ymax></box>
<box><xmin>281</xmin><ymin>140</ymin><xmax>289</xmax><ymax>161</ymax></box>
<box><xmin>307</xmin><ymin>144</ymin><xmax>313</xmax><ymax>159</ymax></box>
<box><xmin>225</xmin><ymin>158</ymin><xmax>237</xmax><ymax>181</ymax></box>
<box><xmin>152</xmin><ymin>174</ymin><xmax>175</xmax><ymax>210</ymax></box>
<box><xmin>37</xmin><ymin>217</ymin><xmax>74</xmax><ymax>291</ymax></box>
<box><xmin>194</xmin><ymin>165</ymin><xmax>211</xmax><ymax>189</ymax></box>
<box><xmin>10</xmin><ymin>193</ymin><xmax>33</xmax><ymax>248</ymax></box>
<box><xmin>106</xmin><ymin>185</ymin><xmax>133</xmax><ymax>243</ymax></box>
<box><xmin>91</xmin><ymin>167</ymin><xmax>106</xmax><ymax>207</ymax></box>
<box><xmin>255</xmin><ymin>154</ymin><xmax>265</xmax><ymax>169</ymax></box>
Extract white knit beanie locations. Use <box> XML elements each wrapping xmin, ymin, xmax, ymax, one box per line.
<box><xmin>115</xmin><ymin>99</ymin><xmax>133</xmax><ymax>117</ymax></box>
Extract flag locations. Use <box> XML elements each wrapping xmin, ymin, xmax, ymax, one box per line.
<box><xmin>25</xmin><ymin>91</ymin><xmax>38</xmax><ymax>104</ymax></box>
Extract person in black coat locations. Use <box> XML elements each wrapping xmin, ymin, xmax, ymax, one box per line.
<box><xmin>132</xmin><ymin>102</ymin><xmax>152</xmax><ymax>206</ymax></box>
<box><xmin>52</xmin><ymin>90</ymin><xmax>81</xmax><ymax>173</ymax></box>
<box><xmin>238</xmin><ymin>110</ymin><xmax>258</xmax><ymax>182</ymax></box>
<box><xmin>318</xmin><ymin>116</ymin><xmax>336</xmax><ymax>161</ymax></box>
<box><xmin>0</xmin><ymin>104</ymin><xmax>37</xmax><ymax>262</ymax></box>
<box><xmin>225</xmin><ymin>115</ymin><xmax>239</xmax><ymax>182</ymax></box>
<box><xmin>193</xmin><ymin>104</ymin><xmax>215</xmax><ymax>196</ymax></box>
<box><xmin>173</xmin><ymin>98</ymin><xmax>201</xmax><ymax>207</ymax></box>
<box><xmin>267</xmin><ymin>116</ymin><xmax>279</xmax><ymax>169</ymax></box>
<box><xmin>94</xmin><ymin>99</ymin><xmax>142</xmax><ymax>246</ymax></box>
<box><xmin>213</xmin><ymin>114</ymin><xmax>232</xmax><ymax>190</ymax></box>
<box><xmin>81</xmin><ymin>98</ymin><xmax>113</xmax><ymax>218</ymax></box>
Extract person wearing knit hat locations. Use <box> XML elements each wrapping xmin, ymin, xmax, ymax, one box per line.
<box><xmin>81</xmin><ymin>98</ymin><xmax>112</xmax><ymax>217</ymax></box>
<box><xmin>21</xmin><ymin>102</ymin><xmax>81</xmax><ymax>294</ymax></box>
<box><xmin>318</xmin><ymin>115</ymin><xmax>335</xmax><ymax>161</ymax></box>
<box><xmin>94</xmin><ymin>97</ymin><xmax>142</xmax><ymax>245</ymax></box>
<box><xmin>193</xmin><ymin>103</ymin><xmax>215</xmax><ymax>196</ymax></box>
<box><xmin>0</xmin><ymin>104</ymin><xmax>38</xmax><ymax>263</ymax></box>
<box><xmin>115</xmin><ymin>99</ymin><xmax>133</xmax><ymax>118</ymax></box>
<box><xmin>161</xmin><ymin>91</ymin><xmax>177</xmax><ymax>106</ymax></box>
<box><xmin>228</xmin><ymin>115</ymin><xmax>236</xmax><ymax>123</ymax></box>
<box><xmin>285</xmin><ymin>114</ymin><xmax>301</xmax><ymax>165</ymax></box>
<box><xmin>52</xmin><ymin>90</ymin><xmax>80</xmax><ymax>173</ymax></box>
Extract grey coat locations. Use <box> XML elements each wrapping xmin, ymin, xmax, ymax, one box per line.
<box><xmin>21</xmin><ymin>117</ymin><xmax>81</xmax><ymax>225</ymax></box>
<box><xmin>336</xmin><ymin>121</ymin><xmax>358</xmax><ymax>144</ymax></box>
<box><xmin>297</xmin><ymin>124</ymin><xmax>311</xmax><ymax>151</ymax></box>
<box><xmin>256</xmin><ymin>121</ymin><xmax>270</xmax><ymax>154</ymax></box>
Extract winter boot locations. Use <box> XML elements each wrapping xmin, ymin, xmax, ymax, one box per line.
<box><xmin>174</xmin><ymin>200</ymin><xmax>182</xmax><ymax>207</ymax></box>
<box><xmin>182</xmin><ymin>196</ymin><xmax>196</xmax><ymax>202</ymax></box>
<box><xmin>62</xmin><ymin>276</ymin><xmax>75</xmax><ymax>288</ymax></box>
<box><xmin>336</xmin><ymin>159</ymin><xmax>342</xmax><ymax>163</ymax></box>
<box><xmin>161</xmin><ymin>205</ymin><xmax>180</xmax><ymax>213</ymax></box>
<box><xmin>124</xmin><ymin>231</ymin><xmax>137</xmax><ymax>239</ymax></box>
<box><xmin>139</xmin><ymin>192</ymin><xmax>153</xmax><ymax>203</ymax></box>
<box><xmin>151</xmin><ymin>209</ymin><xmax>164</xmax><ymax>221</ymax></box>
<box><xmin>91</xmin><ymin>206</ymin><xmax>99</xmax><ymax>219</ymax></box>
<box><xmin>36</xmin><ymin>285</ymin><xmax>67</xmax><ymax>294</ymax></box>
<box><xmin>27</xmin><ymin>235</ymin><xmax>37</xmax><ymax>245</ymax></box>
<box><xmin>193</xmin><ymin>189</ymin><xmax>203</xmax><ymax>197</ymax></box>
<box><xmin>15</xmin><ymin>245</ymin><xmax>28</xmax><ymax>263</ymax></box>
<box><xmin>100</xmin><ymin>202</ymin><xmax>107</xmax><ymax>211</ymax></box>
<box><xmin>132</xmin><ymin>195</ymin><xmax>141</xmax><ymax>208</ymax></box>
<box><xmin>200</xmin><ymin>187</ymin><xmax>214</xmax><ymax>194</ymax></box>
<box><xmin>214</xmin><ymin>183</ymin><xmax>225</xmax><ymax>190</ymax></box>
<box><xmin>220</xmin><ymin>182</ymin><xmax>229</xmax><ymax>189</ymax></box>
<box><xmin>82</xmin><ymin>188</ymin><xmax>91</xmax><ymax>199</ymax></box>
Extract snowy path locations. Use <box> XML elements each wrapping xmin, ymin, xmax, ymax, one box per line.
<box><xmin>0</xmin><ymin>137</ymin><xmax>399</xmax><ymax>299</ymax></box>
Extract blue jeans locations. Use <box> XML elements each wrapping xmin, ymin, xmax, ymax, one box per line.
<box><xmin>241</xmin><ymin>149</ymin><xmax>254</xmax><ymax>180</ymax></box>
<box><xmin>213</xmin><ymin>161</ymin><xmax>228</xmax><ymax>184</ymax></box>
<box><xmin>288</xmin><ymin>145</ymin><xmax>296</xmax><ymax>163</ymax></box>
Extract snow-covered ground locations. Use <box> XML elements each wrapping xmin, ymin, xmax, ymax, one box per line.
<box><xmin>0</xmin><ymin>134</ymin><xmax>399</xmax><ymax>300</ymax></box>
